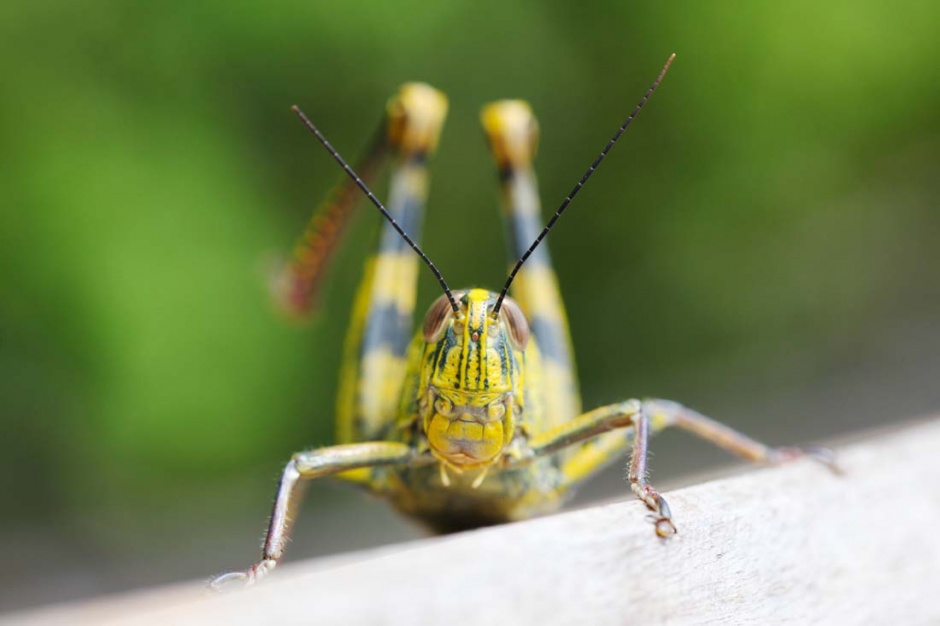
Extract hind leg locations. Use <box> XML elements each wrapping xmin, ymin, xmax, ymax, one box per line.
<box><xmin>482</xmin><ymin>101</ymin><xmax>581</xmax><ymax>426</ymax></box>
<box><xmin>335</xmin><ymin>84</ymin><xmax>448</xmax><ymax>443</ymax></box>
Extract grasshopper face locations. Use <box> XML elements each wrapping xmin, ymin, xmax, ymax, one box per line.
<box><xmin>421</xmin><ymin>289</ymin><xmax>529</xmax><ymax>468</ymax></box>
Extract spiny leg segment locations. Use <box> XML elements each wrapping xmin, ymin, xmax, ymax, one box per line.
<box><xmin>273</xmin><ymin>125</ymin><xmax>389</xmax><ymax>317</ymax></box>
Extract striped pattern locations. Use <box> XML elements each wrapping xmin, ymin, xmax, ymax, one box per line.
<box><xmin>481</xmin><ymin>100</ymin><xmax>582</xmax><ymax>429</ymax></box>
<box><xmin>428</xmin><ymin>290</ymin><xmax>516</xmax><ymax>395</ymax></box>
<box><xmin>336</xmin><ymin>84</ymin><xmax>448</xmax><ymax>443</ymax></box>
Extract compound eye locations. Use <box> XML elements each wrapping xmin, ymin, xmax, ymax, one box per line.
<box><xmin>423</xmin><ymin>294</ymin><xmax>455</xmax><ymax>343</ymax></box>
<box><xmin>486</xmin><ymin>402</ymin><xmax>506</xmax><ymax>421</ymax></box>
<box><xmin>435</xmin><ymin>397</ymin><xmax>453</xmax><ymax>416</ymax></box>
<box><xmin>499</xmin><ymin>298</ymin><xmax>530</xmax><ymax>350</ymax></box>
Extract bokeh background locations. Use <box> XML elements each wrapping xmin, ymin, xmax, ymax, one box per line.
<box><xmin>2</xmin><ymin>0</ymin><xmax>939</xmax><ymax>612</ymax></box>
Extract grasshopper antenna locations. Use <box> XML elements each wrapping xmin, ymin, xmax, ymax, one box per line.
<box><xmin>492</xmin><ymin>53</ymin><xmax>676</xmax><ymax>315</ymax></box>
<box><xmin>291</xmin><ymin>105</ymin><xmax>459</xmax><ymax>314</ymax></box>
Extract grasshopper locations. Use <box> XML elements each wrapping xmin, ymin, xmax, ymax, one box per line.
<box><xmin>211</xmin><ymin>55</ymin><xmax>837</xmax><ymax>587</ymax></box>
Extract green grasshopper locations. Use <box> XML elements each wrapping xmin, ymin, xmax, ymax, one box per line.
<box><xmin>211</xmin><ymin>55</ymin><xmax>836</xmax><ymax>587</ymax></box>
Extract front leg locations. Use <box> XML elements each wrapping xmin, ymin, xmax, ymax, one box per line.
<box><xmin>644</xmin><ymin>398</ymin><xmax>840</xmax><ymax>471</ymax></box>
<box><xmin>209</xmin><ymin>442</ymin><xmax>419</xmax><ymax>589</ymax></box>
<box><xmin>514</xmin><ymin>399</ymin><xmax>838</xmax><ymax>537</ymax></box>
<box><xmin>522</xmin><ymin>400</ymin><xmax>674</xmax><ymax>536</ymax></box>
<box><xmin>627</xmin><ymin>403</ymin><xmax>677</xmax><ymax>537</ymax></box>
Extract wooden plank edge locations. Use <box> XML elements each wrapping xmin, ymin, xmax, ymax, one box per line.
<box><xmin>6</xmin><ymin>418</ymin><xmax>940</xmax><ymax>625</ymax></box>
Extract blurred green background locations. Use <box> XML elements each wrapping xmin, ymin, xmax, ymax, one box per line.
<box><xmin>2</xmin><ymin>0</ymin><xmax>939</xmax><ymax>612</ymax></box>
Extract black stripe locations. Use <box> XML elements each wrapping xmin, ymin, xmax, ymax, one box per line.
<box><xmin>361</xmin><ymin>302</ymin><xmax>413</xmax><ymax>357</ymax></box>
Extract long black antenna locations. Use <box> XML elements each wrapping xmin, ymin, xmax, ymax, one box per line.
<box><xmin>291</xmin><ymin>105</ymin><xmax>459</xmax><ymax>314</ymax></box>
<box><xmin>493</xmin><ymin>53</ymin><xmax>676</xmax><ymax>315</ymax></box>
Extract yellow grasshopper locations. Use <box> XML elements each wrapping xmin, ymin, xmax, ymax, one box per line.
<box><xmin>211</xmin><ymin>55</ymin><xmax>836</xmax><ymax>587</ymax></box>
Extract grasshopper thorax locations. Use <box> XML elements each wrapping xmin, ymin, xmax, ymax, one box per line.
<box><xmin>419</xmin><ymin>289</ymin><xmax>529</xmax><ymax>469</ymax></box>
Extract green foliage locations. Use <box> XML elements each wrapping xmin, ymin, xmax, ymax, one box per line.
<box><xmin>1</xmin><ymin>0</ymin><xmax>938</xmax><ymax>530</ymax></box>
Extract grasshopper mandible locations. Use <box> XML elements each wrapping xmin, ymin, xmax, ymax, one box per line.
<box><xmin>211</xmin><ymin>54</ymin><xmax>837</xmax><ymax>587</ymax></box>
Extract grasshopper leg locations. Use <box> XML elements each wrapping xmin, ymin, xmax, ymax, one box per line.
<box><xmin>627</xmin><ymin>403</ymin><xmax>676</xmax><ymax>537</ymax></box>
<box><xmin>482</xmin><ymin>100</ymin><xmax>582</xmax><ymax>427</ymax></box>
<box><xmin>520</xmin><ymin>400</ymin><xmax>673</xmax><ymax>534</ymax></box>
<box><xmin>517</xmin><ymin>399</ymin><xmax>838</xmax><ymax>537</ymax></box>
<box><xmin>334</xmin><ymin>84</ymin><xmax>447</xmax><ymax>445</ymax></box>
<box><xmin>644</xmin><ymin>399</ymin><xmax>841</xmax><ymax>473</ymax></box>
<box><xmin>209</xmin><ymin>442</ymin><xmax>417</xmax><ymax>590</ymax></box>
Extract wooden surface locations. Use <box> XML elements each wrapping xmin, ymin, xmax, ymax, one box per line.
<box><xmin>7</xmin><ymin>419</ymin><xmax>940</xmax><ymax>625</ymax></box>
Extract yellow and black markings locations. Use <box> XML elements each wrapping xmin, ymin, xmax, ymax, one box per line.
<box><xmin>210</xmin><ymin>55</ymin><xmax>839</xmax><ymax>588</ymax></box>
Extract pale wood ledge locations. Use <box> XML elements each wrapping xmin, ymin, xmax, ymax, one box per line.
<box><xmin>7</xmin><ymin>419</ymin><xmax>940</xmax><ymax>626</ymax></box>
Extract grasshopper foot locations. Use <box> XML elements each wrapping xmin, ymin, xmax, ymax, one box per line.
<box><xmin>633</xmin><ymin>484</ymin><xmax>677</xmax><ymax>538</ymax></box>
<box><xmin>770</xmin><ymin>445</ymin><xmax>842</xmax><ymax>475</ymax></box>
<box><xmin>648</xmin><ymin>513</ymin><xmax>677</xmax><ymax>538</ymax></box>
<box><xmin>208</xmin><ymin>559</ymin><xmax>276</xmax><ymax>591</ymax></box>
